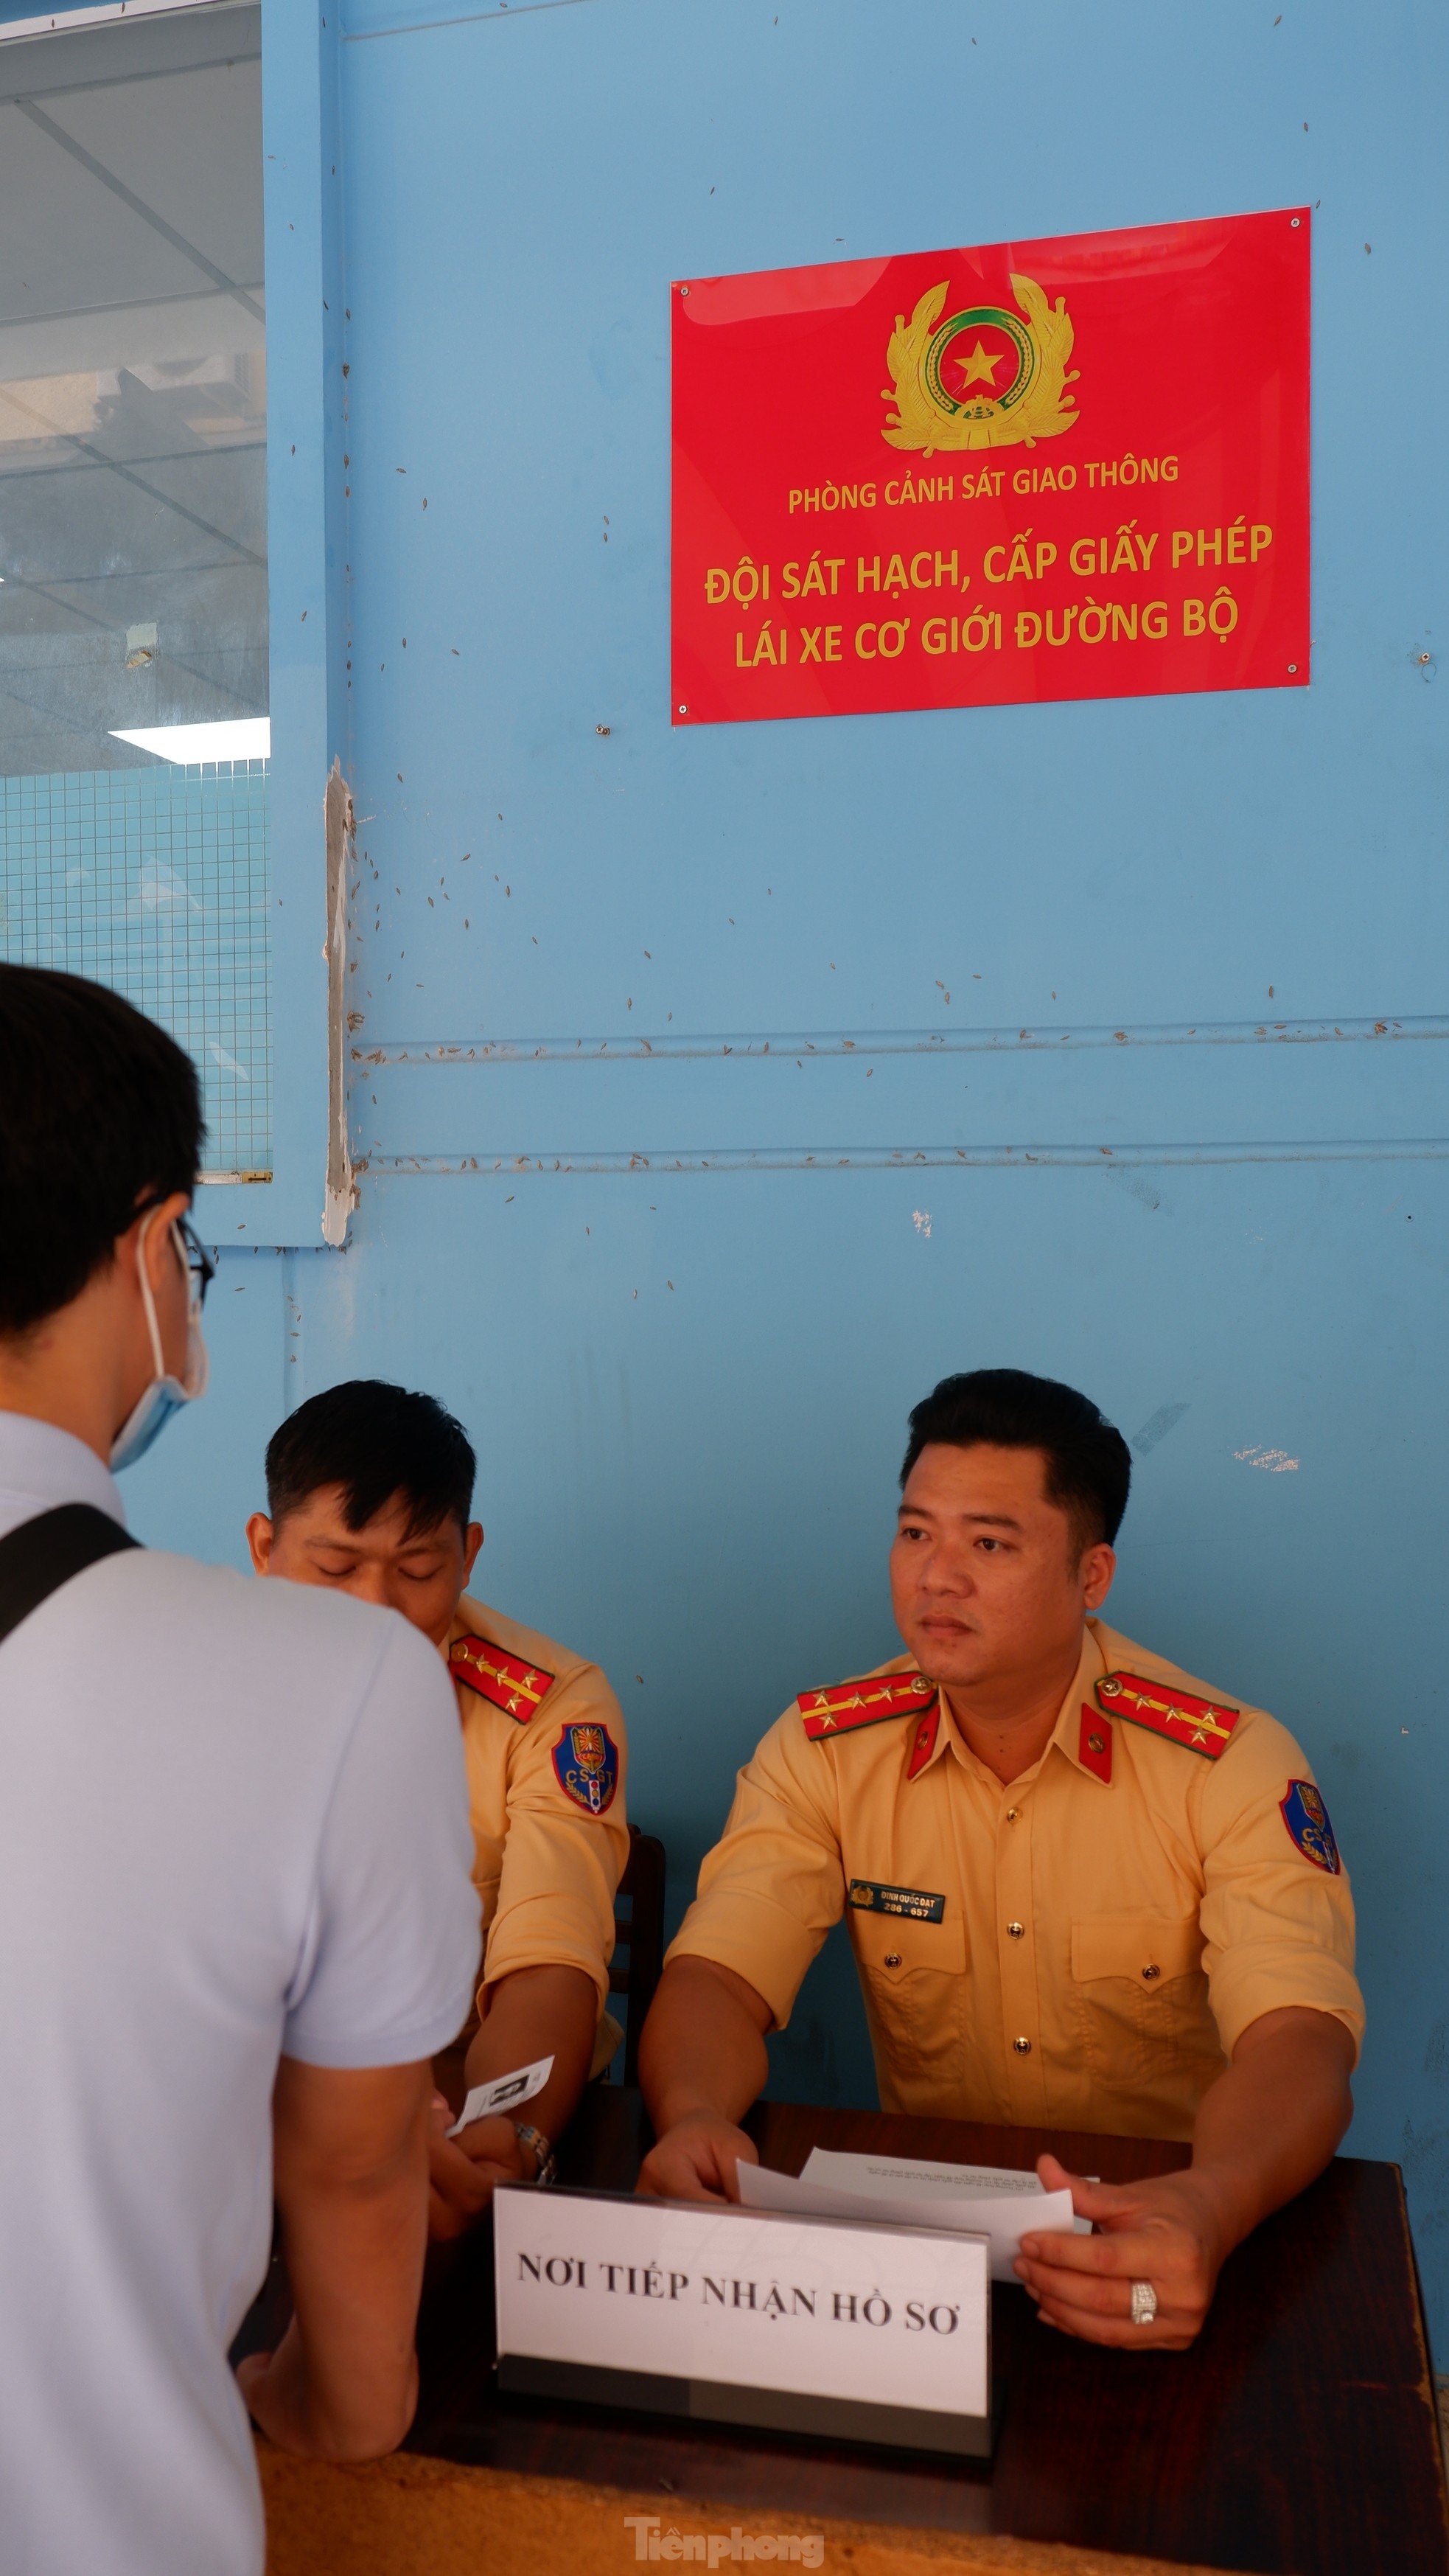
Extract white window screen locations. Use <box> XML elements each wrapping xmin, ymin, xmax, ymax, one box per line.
<box><xmin>0</xmin><ymin>1</ymin><xmax>270</xmax><ymax>1177</ymax></box>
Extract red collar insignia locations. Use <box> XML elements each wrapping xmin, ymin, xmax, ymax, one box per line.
<box><xmin>1078</xmin><ymin>1705</ymin><xmax>1114</xmax><ymax>1783</ymax></box>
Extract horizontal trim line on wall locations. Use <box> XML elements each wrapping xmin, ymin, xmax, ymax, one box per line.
<box><xmin>356</xmin><ymin>1138</ymin><xmax>1449</xmax><ymax>1177</ymax></box>
<box><xmin>353</xmin><ymin>1014</ymin><xmax>1445</xmax><ymax>1068</ymax></box>
<box><xmin>355</xmin><ymin>1027</ymin><xmax>1445</xmax><ymax>1163</ymax></box>
<box><xmin>343</xmin><ymin>0</ymin><xmax>591</xmax><ymax>39</ymax></box>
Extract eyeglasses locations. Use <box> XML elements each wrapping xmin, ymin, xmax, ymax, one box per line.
<box><xmin>175</xmin><ymin>1215</ymin><xmax>216</xmax><ymax>1309</ymax></box>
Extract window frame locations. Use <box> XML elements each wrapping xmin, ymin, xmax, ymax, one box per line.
<box><xmin>206</xmin><ymin>0</ymin><xmax>347</xmax><ymax>1247</ymax></box>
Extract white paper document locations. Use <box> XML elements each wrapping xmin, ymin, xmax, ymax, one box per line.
<box><xmin>736</xmin><ymin>2147</ymin><xmax>1080</xmax><ymax>2282</ymax></box>
<box><xmin>448</xmin><ymin>2053</ymin><xmax>554</xmax><ymax>2137</ymax></box>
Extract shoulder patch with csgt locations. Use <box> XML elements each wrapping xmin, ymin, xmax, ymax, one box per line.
<box><xmin>1280</xmin><ymin>1778</ymin><xmax>1341</xmax><ymax>1875</ymax></box>
<box><xmin>552</xmin><ymin>1722</ymin><xmax>619</xmax><ymax>1816</ymax></box>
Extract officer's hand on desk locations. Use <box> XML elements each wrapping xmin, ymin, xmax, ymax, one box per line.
<box><xmin>1013</xmin><ymin>2156</ymin><xmax>1224</xmax><ymax>2350</ymax></box>
<box><xmin>637</xmin><ymin>2112</ymin><xmax>761</xmax><ymax>2204</ymax></box>
<box><xmin>426</xmin><ymin>2095</ymin><xmax>531</xmax><ymax>2241</ymax></box>
<box><xmin>1013</xmin><ymin>2011</ymin><xmax>1355</xmax><ymax>2349</ymax></box>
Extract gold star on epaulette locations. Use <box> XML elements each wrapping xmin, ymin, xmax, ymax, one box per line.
<box><xmin>798</xmin><ymin>1670</ymin><xmax>938</xmax><ymax>1743</ymax></box>
<box><xmin>1096</xmin><ymin>1669</ymin><xmax>1241</xmax><ymax>1761</ymax></box>
<box><xmin>450</xmin><ymin>1633</ymin><xmax>556</xmax><ymax>1725</ymax></box>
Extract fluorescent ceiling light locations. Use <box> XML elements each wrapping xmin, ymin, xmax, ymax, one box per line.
<box><xmin>109</xmin><ymin>717</ymin><xmax>270</xmax><ymax>764</ymax></box>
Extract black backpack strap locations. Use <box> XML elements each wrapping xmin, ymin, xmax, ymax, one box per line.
<box><xmin>0</xmin><ymin>1502</ymin><xmax>141</xmax><ymax>1651</ymax></box>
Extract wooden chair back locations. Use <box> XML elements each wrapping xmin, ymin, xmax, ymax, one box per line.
<box><xmin>607</xmin><ymin>1822</ymin><xmax>666</xmax><ymax>2088</ymax></box>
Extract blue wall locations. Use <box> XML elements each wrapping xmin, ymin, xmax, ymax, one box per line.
<box><xmin>130</xmin><ymin>0</ymin><xmax>1449</xmax><ymax>2343</ymax></box>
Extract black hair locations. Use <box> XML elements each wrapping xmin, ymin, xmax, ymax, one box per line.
<box><xmin>0</xmin><ymin>964</ymin><xmax>204</xmax><ymax>1337</ymax></box>
<box><xmin>265</xmin><ymin>1379</ymin><xmax>476</xmax><ymax>1539</ymax></box>
<box><xmin>901</xmin><ymin>1368</ymin><xmax>1131</xmax><ymax>1550</ymax></box>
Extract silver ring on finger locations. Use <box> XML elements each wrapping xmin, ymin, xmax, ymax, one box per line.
<box><xmin>1129</xmin><ymin>2278</ymin><xmax>1158</xmax><ymax>2327</ymax></box>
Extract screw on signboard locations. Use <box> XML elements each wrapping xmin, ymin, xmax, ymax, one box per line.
<box><xmin>1291</xmin><ymin>217</ymin><xmax>1301</xmax><ymax>229</ymax></box>
<box><xmin>1287</xmin><ymin>664</ymin><xmax>1298</xmax><ymax>674</ymax></box>
<box><xmin>679</xmin><ymin>285</ymin><xmax>690</xmax><ymax>296</ymax></box>
<box><xmin>677</xmin><ymin>704</ymin><xmax>689</xmax><ymax>715</ymax></box>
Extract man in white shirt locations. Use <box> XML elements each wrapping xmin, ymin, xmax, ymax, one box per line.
<box><xmin>0</xmin><ymin>965</ymin><xmax>480</xmax><ymax>2576</ymax></box>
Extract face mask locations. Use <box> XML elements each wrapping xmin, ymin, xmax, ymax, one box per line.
<box><xmin>109</xmin><ymin>1212</ymin><xmax>210</xmax><ymax>1473</ymax></box>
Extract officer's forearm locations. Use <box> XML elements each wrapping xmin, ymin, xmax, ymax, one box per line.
<box><xmin>465</xmin><ymin>1963</ymin><xmax>598</xmax><ymax>2148</ymax></box>
<box><xmin>1187</xmin><ymin>2004</ymin><xmax>1355</xmax><ymax>2255</ymax></box>
<box><xmin>640</xmin><ymin>1956</ymin><xmax>772</xmax><ymax>2135</ymax></box>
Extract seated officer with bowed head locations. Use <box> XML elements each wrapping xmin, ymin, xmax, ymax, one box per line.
<box><xmin>639</xmin><ymin>1369</ymin><xmax>1362</xmax><ymax>2350</ymax></box>
<box><xmin>248</xmin><ymin>1382</ymin><xmax>627</xmax><ymax>2235</ymax></box>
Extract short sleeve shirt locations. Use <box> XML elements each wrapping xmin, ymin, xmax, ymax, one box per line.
<box><xmin>447</xmin><ymin>1592</ymin><xmax>628</xmax><ymax>2010</ymax></box>
<box><xmin>667</xmin><ymin>1617</ymin><xmax>1361</xmax><ymax>2140</ymax></box>
<box><xmin>0</xmin><ymin>1414</ymin><xmax>480</xmax><ymax>2576</ymax></box>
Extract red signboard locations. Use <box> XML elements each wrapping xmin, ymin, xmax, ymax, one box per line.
<box><xmin>671</xmin><ymin>209</ymin><xmax>1309</xmax><ymax>726</ymax></box>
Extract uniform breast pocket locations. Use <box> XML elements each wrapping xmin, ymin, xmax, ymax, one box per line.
<box><xmin>1069</xmin><ymin>1914</ymin><xmax>1206</xmax><ymax>2084</ymax></box>
<box><xmin>850</xmin><ymin>1904</ymin><xmax>968</xmax><ymax>2079</ymax></box>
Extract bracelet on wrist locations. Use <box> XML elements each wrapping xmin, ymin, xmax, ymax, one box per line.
<box><xmin>511</xmin><ymin>2120</ymin><xmax>556</xmax><ymax>2186</ymax></box>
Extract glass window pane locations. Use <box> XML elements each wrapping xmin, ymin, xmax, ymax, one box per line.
<box><xmin>0</xmin><ymin>2</ymin><xmax>270</xmax><ymax>1179</ymax></box>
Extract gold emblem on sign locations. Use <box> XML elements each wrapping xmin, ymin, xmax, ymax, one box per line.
<box><xmin>882</xmin><ymin>273</ymin><xmax>1078</xmax><ymax>455</ymax></box>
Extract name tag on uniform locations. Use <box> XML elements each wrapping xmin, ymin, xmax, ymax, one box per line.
<box><xmin>848</xmin><ymin>1879</ymin><xmax>946</xmax><ymax>1924</ymax></box>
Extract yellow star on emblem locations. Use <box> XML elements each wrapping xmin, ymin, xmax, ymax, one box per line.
<box><xmin>955</xmin><ymin>338</ymin><xmax>1003</xmax><ymax>389</ymax></box>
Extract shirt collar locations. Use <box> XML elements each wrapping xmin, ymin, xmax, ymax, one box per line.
<box><xmin>909</xmin><ymin>1677</ymin><xmax>952</xmax><ymax>1779</ymax></box>
<box><xmin>1048</xmin><ymin>1621</ymin><xmax>1114</xmax><ymax>1781</ymax></box>
<box><xmin>447</xmin><ymin>1592</ymin><xmax>488</xmax><ymax>1654</ymax></box>
<box><xmin>0</xmin><ymin>1410</ymin><xmax>127</xmax><ymax>1542</ymax></box>
<box><xmin>924</xmin><ymin>1623</ymin><xmax>1111</xmax><ymax>1787</ymax></box>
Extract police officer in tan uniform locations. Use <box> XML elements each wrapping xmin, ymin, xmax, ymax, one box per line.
<box><xmin>248</xmin><ymin>1380</ymin><xmax>626</xmax><ymax>2236</ymax></box>
<box><xmin>638</xmin><ymin>1369</ymin><xmax>1361</xmax><ymax>2350</ymax></box>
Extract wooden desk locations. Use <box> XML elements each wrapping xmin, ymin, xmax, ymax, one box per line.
<box><xmin>391</xmin><ymin>2089</ymin><xmax>1447</xmax><ymax>2576</ymax></box>
<box><xmin>242</xmin><ymin>2090</ymin><xmax>1447</xmax><ymax>2575</ymax></box>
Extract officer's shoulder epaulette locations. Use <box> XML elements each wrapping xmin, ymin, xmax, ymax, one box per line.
<box><xmin>449</xmin><ymin>1632</ymin><xmax>556</xmax><ymax>1724</ymax></box>
<box><xmin>1095</xmin><ymin>1668</ymin><xmax>1241</xmax><ymax>1761</ymax></box>
<box><xmin>798</xmin><ymin>1669</ymin><xmax>937</xmax><ymax>1742</ymax></box>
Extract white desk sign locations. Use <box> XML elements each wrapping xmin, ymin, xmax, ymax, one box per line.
<box><xmin>493</xmin><ymin>2185</ymin><xmax>994</xmax><ymax>2457</ymax></box>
